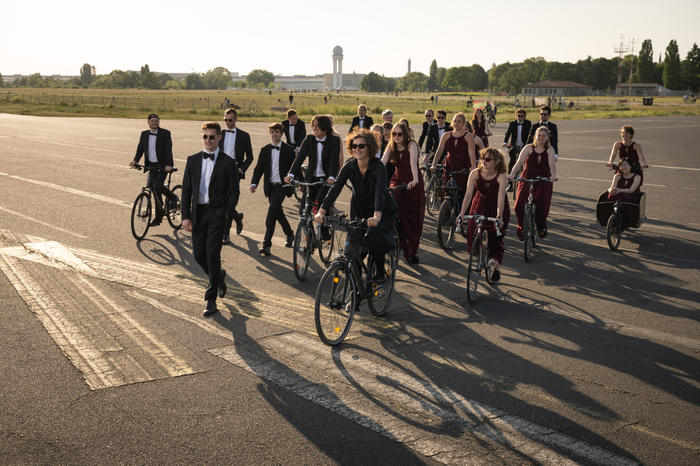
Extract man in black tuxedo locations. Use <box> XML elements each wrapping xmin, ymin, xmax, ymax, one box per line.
<box><xmin>281</xmin><ymin>109</ymin><xmax>306</xmax><ymax>154</ymax></box>
<box><xmin>503</xmin><ymin>108</ymin><xmax>532</xmax><ymax>178</ymax></box>
<box><xmin>423</xmin><ymin>110</ymin><xmax>451</xmax><ymax>164</ymax></box>
<box><xmin>418</xmin><ymin>109</ymin><xmax>436</xmax><ymax>153</ymax></box>
<box><xmin>348</xmin><ymin>104</ymin><xmax>374</xmax><ymax>133</ymax></box>
<box><xmin>130</xmin><ymin>113</ymin><xmax>174</xmax><ymax>226</ymax></box>
<box><xmin>250</xmin><ymin>123</ymin><xmax>298</xmax><ymax>256</ymax></box>
<box><xmin>219</xmin><ymin>108</ymin><xmax>252</xmax><ymax>242</ymax></box>
<box><xmin>181</xmin><ymin>122</ymin><xmax>239</xmax><ymax>316</ymax></box>
<box><xmin>527</xmin><ymin>105</ymin><xmax>559</xmax><ymax>159</ymax></box>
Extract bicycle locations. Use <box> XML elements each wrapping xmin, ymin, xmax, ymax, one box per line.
<box><xmin>292</xmin><ymin>165</ymin><xmax>308</xmax><ymax>204</ymax></box>
<box><xmin>504</xmin><ymin>144</ymin><xmax>523</xmax><ymax>200</ymax></box>
<box><xmin>595</xmin><ymin>164</ymin><xmax>646</xmax><ymax>251</ymax></box>
<box><xmin>314</xmin><ymin>217</ymin><xmax>398</xmax><ymax>346</ymax></box>
<box><xmin>291</xmin><ymin>179</ymin><xmax>335</xmax><ymax>281</ymax></box>
<box><xmin>387</xmin><ymin>184</ymin><xmax>408</xmax><ymax>268</ymax></box>
<box><xmin>130</xmin><ymin>165</ymin><xmax>182</xmax><ymax>240</ymax></box>
<box><xmin>513</xmin><ymin>176</ymin><xmax>551</xmax><ymax>262</ymax></box>
<box><xmin>436</xmin><ymin>167</ymin><xmax>470</xmax><ymax>250</ymax></box>
<box><xmin>460</xmin><ymin>214</ymin><xmax>501</xmax><ymax>303</ymax></box>
<box><xmin>424</xmin><ymin>164</ymin><xmax>444</xmax><ymax>217</ymax></box>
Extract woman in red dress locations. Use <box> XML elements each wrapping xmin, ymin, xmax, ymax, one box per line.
<box><xmin>382</xmin><ymin>123</ymin><xmax>425</xmax><ymax>264</ymax></box>
<box><xmin>458</xmin><ymin>148</ymin><xmax>510</xmax><ymax>281</ymax></box>
<box><xmin>508</xmin><ymin>126</ymin><xmax>558</xmax><ymax>240</ymax></box>
<box><xmin>608</xmin><ymin>159</ymin><xmax>641</xmax><ymax>203</ymax></box>
<box><xmin>471</xmin><ymin>108</ymin><xmax>491</xmax><ymax>148</ymax></box>
<box><xmin>607</xmin><ymin>125</ymin><xmax>649</xmax><ymax>185</ymax></box>
<box><xmin>430</xmin><ymin>112</ymin><xmax>477</xmax><ymax>194</ymax></box>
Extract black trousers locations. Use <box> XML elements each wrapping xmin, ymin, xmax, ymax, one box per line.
<box><xmin>192</xmin><ymin>204</ymin><xmax>225</xmax><ymax>302</ymax></box>
<box><xmin>147</xmin><ymin>169</ymin><xmax>169</xmax><ymax>218</ymax></box>
<box><xmin>508</xmin><ymin>145</ymin><xmax>523</xmax><ymax>173</ymax></box>
<box><xmin>263</xmin><ymin>184</ymin><xmax>293</xmax><ymax>247</ymax></box>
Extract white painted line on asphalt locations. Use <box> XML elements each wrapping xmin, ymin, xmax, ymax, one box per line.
<box><xmin>563</xmin><ymin>176</ymin><xmax>667</xmax><ymax>187</ymax></box>
<box><xmin>558</xmin><ymin>157</ymin><xmax>700</xmax><ymax>172</ymax></box>
<box><xmin>210</xmin><ymin>332</ymin><xmax>637</xmax><ymax>466</ymax></box>
<box><xmin>0</xmin><ymin>205</ymin><xmax>89</xmax><ymax>239</ymax></box>
<box><xmin>0</xmin><ymin>171</ymin><xmax>131</xmax><ymax>208</ymax></box>
<box><xmin>23</xmin><ymin>241</ymin><xmax>94</xmax><ymax>274</ymax></box>
<box><xmin>560</xmin><ymin>123</ymin><xmax>700</xmax><ymax>135</ymax></box>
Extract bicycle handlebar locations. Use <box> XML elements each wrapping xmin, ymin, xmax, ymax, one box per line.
<box><xmin>131</xmin><ymin>164</ymin><xmax>178</xmax><ymax>173</ymax></box>
<box><xmin>291</xmin><ymin>180</ymin><xmax>326</xmax><ymax>187</ymax></box>
<box><xmin>514</xmin><ymin>176</ymin><xmax>551</xmax><ymax>183</ymax></box>
<box><xmin>460</xmin><ymin>214</ymin><xmax>503</xmax><ymax>237</ymax></box>
<box><xmin>387</xmin><ymin>184</ymin><xmax>409</xmax><ymax>193</ymax></box>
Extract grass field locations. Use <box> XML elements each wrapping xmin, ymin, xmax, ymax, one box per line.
<box><xmin>1</xmin><ymin>88</ymin><xmax>698</xmax><ymax>123</ymax></box>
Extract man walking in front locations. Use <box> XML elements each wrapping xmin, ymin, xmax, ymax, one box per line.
<box><xmin>181</xmin><ymin>122</ymin><xmax>239</xmax><ymax>316</ymax></box>
<box><xmin>418</xmin><ymin>109</ymin><xmax>436</xmax><ymax>154</ymax></box>
<box><xmin>219</xmin><ymin>108</ymin><xmax>252</xmax><ymax>242</ymax></box>
<box><xmin>349</xmin><ymin>104</ymin><xmax>374</xmax><ymax>133</ymax></box>
<box><xmin>130</xmin><ymin>113</ymin><xmax>174</xmax><ymax>226</ymax></box>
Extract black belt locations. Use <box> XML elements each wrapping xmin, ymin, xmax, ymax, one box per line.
<box><xmin>271</xmin><ymin>182</ymin><xmax>283</xmax><ymax>186</ymax></box>
<box><xmin>197</xmin><ymin>203</ymin><xmax>209</xmax><ymax>207</ymax></box>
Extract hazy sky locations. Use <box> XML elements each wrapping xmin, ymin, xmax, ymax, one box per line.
<box><xmin>2</xmin><ymin>0</ymin><xmax>697</xmax><ymax>77</ymax></box>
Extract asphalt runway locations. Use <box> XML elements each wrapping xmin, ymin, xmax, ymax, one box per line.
<box><xmin>0</xmin><ymin>113</ymin><xmax>698</xmax><ymax>465</ymax></box>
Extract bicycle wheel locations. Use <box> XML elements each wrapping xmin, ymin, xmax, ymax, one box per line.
<box><xmin>523</xmin><ymin>207</ymin><xmax>533</xmax><ymax>262</ymax></box>
<box><xmin>130</xmin><ymin>191</ymin><xmax>152</xmax><ymax>240</ymax></box>
<box><xmin>318</xmin><ymin>222</ymin><xmax>335</xmax><ymax>265</ymax></box>
<box><xmin>466</xmin><ymin>232</ymin><xmax>483</xmax><ymax>303</ymax></box>
<box><xmin>293</xmin><ymin>222</ymin><xmax>313</xmax><ymax>281</ymax></box>
<box><xmin>426</xmin><ymin>177</ymin><xmax>441</xmax><ymax>217</ymax></box>
<box><xmin>437</xmin><ymin>200</ymin><xmax>456</xmax><ymax>250</ymax></box>
<box><xmin>488</xmin><ymin>117</ymin><xmax>496</xmax><ymax>128</ymax></box>
<box><xmin>166</xmin><ymin>185</ymin><xmax>183</xmax><ymax>230</ymax></box>
<box><xmin>606</xmin><ymin>212</ymin><xmax>622</xmax><ymax>251</ymax></box>
<box><xmin>367</xmin><ymin>250</ymin><xmax>397</xmax><ymax>317</ymax></box>
<box><xmin>315</xmin><ymin>262</ymin><xmax>356</xmax><ymax>346</ymax></box>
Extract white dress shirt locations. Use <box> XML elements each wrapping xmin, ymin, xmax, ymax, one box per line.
<box><xmin>358</xmin><ymin>117</ymin><xmax>365</xmax><ymax>128</ymax></box>
<box><xmin>223</xmin><ymin>128</ymin><xmax>236</xmax><ymax>158</ymax></box>
<box><xmin>516</xmin><ymin>123</ymin><xmax>524</xmax><ymax>147</ymax></box>
<box><xmin>314</xmin><ymin>137</ymin><xmax>326</xmax><ymax>178</ymax></box>
<box><xmin>270</xmin><ymin>145</ymin><xmax>282</xmax><ymax>184</ymax></box>
<box><xmin>198</xmin><ymin>148</ymin><xmax>218</xmax><ymax>204</ymax></box>
<box><xmin>147</xmin><ymin>131</ymin><xmax>158</xmax><ymax>163</ymax></box>
<box><xmin>438</xmin><ymin>126</ymin><xmax>447</xmax><ymax>140</ymax></box>
<box><xmin>288</xmin><ymin>125</ymin><xmax>295</xmax><ymax>145</ymax></box>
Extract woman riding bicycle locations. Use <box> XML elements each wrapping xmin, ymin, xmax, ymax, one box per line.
<box><xmin>508</xmin><ymin>126</ymin><xmax>558</xmax><ymax>240</ymax></box>
<box><xmin>458</xmin><ymin>147</ymin><xmax>510</xmax><ymax>282</ymax></box>
<box><xmin>431</xmin><ymin>112</ymin><xmax>477</xmax><ymax>195</ymax></box>
<box><xmin>382</xmin><ymin>123</ymin><xmax>425</xmax><ymax>265</ymax></box>
<box><xmin>471</xmin><ymin>108</ymin><xmax>491</xmax><ymax>147</ymax></box>
<box><xmin>315</xmin><ymin>128</ymin><xmax>398</xmax><ymax>283</ymax></box>
<box><xmin>607</xmin><ymin>125</ymin><xmax>649</xmax><ymax>186</ymax></box>
<box><xmin>608</xmin><ymin>159</ymin><xmax>641</xmax><ymax>204</ymax></box>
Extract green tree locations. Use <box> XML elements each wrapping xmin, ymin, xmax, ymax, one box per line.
<box><xmin>662</xmin><ymin>40</ymin><xmax>682</xmax><ymax>89</ymax></box>
<box><xmin>80</xmin><ymin>63</ymin><xmax>94</xmax><ymax>85</ymax></box>
<box><xmin>158</xmin><ymin>73</ymin><xmax>173</xmax><ymax>87</ymax></box>
<box><xmin>634</xmin><ymin>39</ymin><xmax>655</xmax><ymax>83</ymax></box>
<box><xmin>681</xmin><ymin>43</ymin><xmax>700</xmax><ymax>91</ymax></box>
<box><xmin>541</xmin><ymin>61</ymin><xmax>578</xmax><ymax>82</ymax></box>
<box><xmin>360</xmin><ymin>72</ymin><xmax>387</xmax><ymax>92</ymax></box>
<box><xmin>140</xmin><ymin>71</ymin><xmax>161</xmax><ymax>89</ymax></box>
<box><xmin>203</xmin><ymin>67</ymin><xmax>232</xmax><ymax>90</ymax></box>
<box><xmin>163</xmin><ymin>79</ymin><xmax>182</xmax><ymax>89</ymax></box>
<box><xmin>184</xmin><ymin>73</ymin><xmax>205</xmax><ymax>90</ymax></box>
<box><xmin>246</xmin><ymin>69</ymin><xmax>274</xmax><ymax>88</ymax></box>
<box><xmin>488</xmin><ymin>62</ymin><xmax>514</xmax><ymax>90</ymax></box>
<box><xmin>427</xmin><ymin>59</ymin><xmax>438</xmax><ymax>90</ymax></box>
<box><xmin>436</xmin><ymin>67</ymin><xmax>446</xmax><ymax>89</ymax></box>
<box><xmin>398</xmin><ymin>72</ymin><xmax>428</xmax><ymax>92</ymax></box>
<box><xmin>620</xmin><ymin>54</ymin><xmax>637</xmax><ymax>82</ymax></box>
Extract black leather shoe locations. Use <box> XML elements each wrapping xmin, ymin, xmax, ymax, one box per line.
<box><xmin>149</xmin><ymin>217</ymin><xmax>162</xmax><ymax>227</ymax></box>
<box><xmin>218</xmin><ymin>269</ymin><xmax>227</xmax><ymax>298</ymax></box>
<box><xmin>235</xmin><ymin>213</ymin><xmax>244</xmax><ymax>235</ymax></box>
<box><xmin>538</xmin><ymin>228</ymin><xmax>547</xmax><ymax>239</ymax></box>
<box><xmin>407</xmin><ymin>255</ymin><xmax>419</xmax><ymax>264</ymax></box>
<box><xmin>203</xmin><ymin>300</ymin><xmax>218</xmax><ymax>317</ymax></box>
<box><xmin>259</xmin><ymin>246</ymin><xmax>271</xmax><ymax>256</ymax></box>
<box><xmin>222</xmin><ymin>233</ymin><xmax>231</xmax><ymax>244</ymax></box>
<box><xmin>285</xmin><ymin>235</ymin><xmax>294</xmax><ymax>248</ymax></box>
<box><xmin>491</xmin><ymin>269</ymin><xmax>501</xmax><ymax>282</ymax></box>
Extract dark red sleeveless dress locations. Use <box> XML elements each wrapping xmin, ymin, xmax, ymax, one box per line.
<box><xmin>472</xmin><ymin>119</ymin><xmax>489</xmax><ymax>147</ymax></box>
<box><xmin>514</xmin><ymin>145</ymin><xmax>553</xmax><ymax>233</ymax></box>
<box><xmin>608</xmin><ymin>174</ymin><xmax>640</xmax><ymax>203</ymax></box>
<box><xmin>390</xmin><ymin>148</ymin><xmax>425</xmax><ymax>260</ymax></box>
<box><xmin>468</xmin><ymin>170</ymin><xmax>510</xmax><ymax>264</ymax></box>
<box><xmin>443</xmin><ymin>132</ymin><xmax>471</xmax><ymax>193</ymax></box>
<box><xmin>619</xmin><ymin>142</ymin><xmax>644</xmax><ymax>185</ymax></box>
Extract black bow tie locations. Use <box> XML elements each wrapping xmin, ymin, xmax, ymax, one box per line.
<box><xmin>517</xmin><ymin>122</ymin><xmax>523</xmax><ymax>125</ymax></box>
<box><xmin>271</xmin><ymin>145</ymin><xmax>280</xmax><ymax>151</ymax></box>
<box><xmin>202</xmin><ymin>152</ymin><xmax>215</xmax><ymax>161</ymax></box>
<box><xmin>316</xmin><ymin>139</ymin><xmax>326</xmax><ymax>145</ymax></box>
<box><xmin>224</xmin><ymin>129</ymin><xmax>235</xmax><ymax>133</ymax></box>
<box><xmin>149</xmin><ymin>132</ymin><xmax>157</xmax><ymax>136</ymax></box>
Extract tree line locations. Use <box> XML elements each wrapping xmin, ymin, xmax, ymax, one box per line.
<box><xmin>2</xmin><ymin>39</ymin><xmax>697</xmax><ymax>93</ymax></box>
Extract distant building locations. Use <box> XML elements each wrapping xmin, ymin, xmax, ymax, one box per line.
<box><xmin>615</xmin><ymin>82</ymin><xmax>673</xmax><ymax>96</ymax></box>
<box><xmin>522</xmin><ymin>80</ymin><xmax>592</xmax><ymax>97</ymax></box>
<box><xmin>322</xmin><ymin>72</ymin><xmax>365</xmax><ymax>91</ymax></box>
<box><xmin>275</xmin><ymin>74</ymin><xmax>325</xmax><ymax>91</ymax></box>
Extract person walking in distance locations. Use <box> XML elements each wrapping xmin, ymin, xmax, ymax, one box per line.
<box><xmin>349</xmin><ymin>104</ymin><xmax>374</xmax><ymax>133</ymax></box>
<box><xmin>527</xmin><ymin>105</ymin><xmax>559</xmax><ymax>161</ymax></box>
<box><xmin>181</xmin><ymin>122</ymin><xmax>240</xmax><ymax>316</ymax></box>
<box><xmin>282</xmin><ymin>109</ymin><xmax>306</xmax><ymax>155</ymax></box>
<box><xmin>130</xmin><ymin>113</ymin><xmax>174</xmax><ymax>226</ymax></box>
<box><xmin>219</xmin><ymin>108</ymin><xmax>252</xmax><ymax>242</ymax></box>
<box><xmin>250</xmin><ymin>123</ymin><xmax>297</xmax><ymax>256</ymax></box>
<box><xmin>418</xmin><ymin>109</ymin><xmax>436</xmax><ymax>155</ymax></box>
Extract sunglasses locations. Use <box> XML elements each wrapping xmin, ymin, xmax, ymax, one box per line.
<box><xmin>202</xmin><ymin>134</ymin><xmax>217</xmax><ymax>140</ymax></box>
<box><xmin>437</xmin><ymin>116</ymin><xmax>445</xmax><ymax>119</ymax></box>
<box><xmin>224</xmin><ymin>118</ymin><xmax>235</xmax><ymax>122</ymax></box>
<box><xmin>517</xmin><ymin>114</ymin><xmax>525</xmax><ymax>117</ymax></box>
<box><xmin>482</xmin><ymin>158</ymin><xmax>494</xmax><ymax>162</ymax></box>
<box><xmin>392</xmin><ymin>132</ymin><xmax>403</xmax><ymax>137</ymax></box>
<box><xmin>539</xmin><ymin>113</ymin><xmax>548</xmax><ymax>116</ymax></box>
<box><xmin>350</xmin><ymin>143</ymin><xmax>367</xmax><ymax>150</ymax></box>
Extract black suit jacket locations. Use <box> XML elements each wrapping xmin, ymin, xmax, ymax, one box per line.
<box><xmin>251</xmin><ymin>142</ymin><xmax>297</xmax><ymax>198</ymax></box>
<box><xmin>133</xmin><ymin>128</ymin><xmax>173</xmax><ymax>167</ymax></box>
<box><xmin>419</xmin><ymin>120</ymin><xmax>436</xmax><ymax>152</ymax></box>
<box><xmin>348</xmin><ymin>115</ymin><xmax>374</xmax><ymax>133</ymax></box>
<box><xmin>527</xmin><ymin>121</ymin><xmax>558</xmax><ymax>155</ymax></box>
<box><xmin>428</xmin><ymin>123</ymin><xmax>452</xmax><ymax>153</ymax></box>
<box><xmin>503</xmin><ymin>120</ymin><xmax>532</xmax><ymax>147</ymax></box>
<box><xmin>181</xmin><ymin>151</ymin><xmax>240</xmax><ymax>226</ymax></box>
<box><xmin>289</xmin><ymin>134</ymin><xmax>341</xmax><ymax>181</ymax></box>
<box><xmin>218</xmin><ymin>127</ymin><xmax>253</xmax><ymax>178</ymax></box>
<box><xmin>282</xmin><ymin>119</ymin><xmax>306</xmax><ymax>148</ymax></box>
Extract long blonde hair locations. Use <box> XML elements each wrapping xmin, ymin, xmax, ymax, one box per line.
<box><xmin>532</xmin><ymin>126</ymin><xmax>551</xmax><ymax>150</ymax></box>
